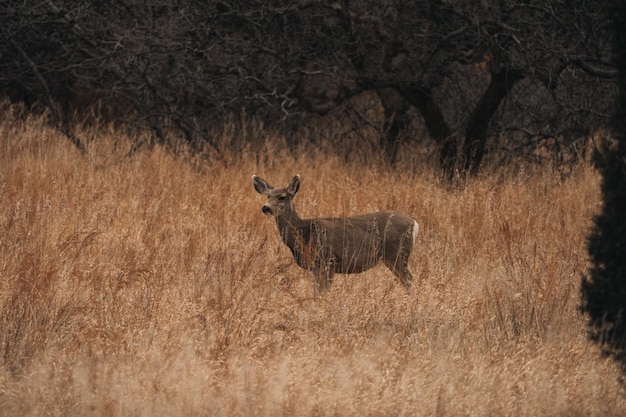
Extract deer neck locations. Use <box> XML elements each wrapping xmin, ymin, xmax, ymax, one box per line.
<box><xmin>275</xmin><ymin>204</ymin><xmax>306</xmax><ymax>247</ymax></box>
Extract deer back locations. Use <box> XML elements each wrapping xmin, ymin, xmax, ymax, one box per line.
<box><xmin>280</xmin><ymin>210</ymin><xmax>414</xmax><ymax>274</ymax></box>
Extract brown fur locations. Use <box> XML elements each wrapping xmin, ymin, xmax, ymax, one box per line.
<box><xmin>253</xmin><ymin>175</ymin><xmax>419</xmax><ymax>295</ymax></box>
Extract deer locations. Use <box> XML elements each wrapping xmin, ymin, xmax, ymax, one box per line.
<box><xmin>252</xmin><ymin>174</ymin><xmax>419</xmax><ymax>296</ymax></box>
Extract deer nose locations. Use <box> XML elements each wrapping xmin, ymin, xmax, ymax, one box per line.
<box><xmin>262</xmin><ymin>206</ymin><xmax>273</xmax><ymax>215</ymax></box>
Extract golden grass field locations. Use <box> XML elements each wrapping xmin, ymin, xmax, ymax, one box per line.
<box><xmin>1</xmin><ymin>111</ymin><xmax>625</xmax><ymax>416</ymax></box>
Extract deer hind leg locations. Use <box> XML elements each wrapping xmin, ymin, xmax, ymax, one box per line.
<box><xmin>384</xmin><ymin>253</ymin><xmax>413</xmax><ymax>290</ymax></box>
<box><xmin>387</xmin><ymin>228</ymin><xmax>417</xmax><ymax>290</ymax></box>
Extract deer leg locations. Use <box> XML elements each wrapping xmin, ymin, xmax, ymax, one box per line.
<box><xmin>323</xmin><ymin>268</ymin><xmax>334</xmax><ymax>292</ymax></box>
<box><xmin>312</xmin><ymin>270</ymin><xmax>322</xmax><ymax>297</ymax></box>
<box><xmin>384</xmin><ymin>258</ymin><xmax>414</xmax><ymax>290</ymax></box>
<box><xmin>312</xmin><ymin>264</ymin><xmax>335</xmax><ymax>296</ymax></box>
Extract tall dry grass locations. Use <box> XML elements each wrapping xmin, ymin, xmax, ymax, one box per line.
<box><xmin>0</xmin><ymin>110</ymin><xmax>624</xmax><ymax>416</ymax></box>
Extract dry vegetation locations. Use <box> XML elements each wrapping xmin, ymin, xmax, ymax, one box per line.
<box><xmin>0</xmin><ymin>110</ymin><xmax>625</xmax><ymax>416</ymax></box>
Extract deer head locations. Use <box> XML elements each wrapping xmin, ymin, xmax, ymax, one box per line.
<box><xmin>252</xmin><ymin>174</ymin><xmax>300</xmax><ymax>217</ymax></box>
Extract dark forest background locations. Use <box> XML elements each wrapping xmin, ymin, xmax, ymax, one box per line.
<box><xmin>0</xmin><ymin>0</ymin><xmax>617</xmax><ymax>177</ymax></box>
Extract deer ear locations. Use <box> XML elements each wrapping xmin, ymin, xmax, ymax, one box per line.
<box><xmin>253</xmin><ymin>175</ymin><xmax>272</xmax><ymax>195</ymax></box>
<box><xmin>288</xmin><ymin>174</ymin><xmax>300</xmax><ymax>195</ymax></box>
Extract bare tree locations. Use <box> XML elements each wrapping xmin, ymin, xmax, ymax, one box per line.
<box><xmin>0</xmin><ymin>0</ymin><xmax>616</xmax><ymax>175</ymax></box>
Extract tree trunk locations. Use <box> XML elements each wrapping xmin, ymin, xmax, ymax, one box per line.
<box><xmin>462</xmin><ymin>67</ymin><xmax>525</xmax><ymax>175</ymax></box>
<box><xmin>377</xmin><ymin>87</ymin><xmax>410</xmax><ymax>163</ymax></box>
<box><xmin>401</xmin><ymin>83</ymin><xmax>457</xmax><ymax>177</ymax></box>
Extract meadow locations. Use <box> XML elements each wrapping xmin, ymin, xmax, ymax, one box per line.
<box><xmin>0</xmin><ymin>110</ymin><xmax>625</xmax><ymax>416</ymax></box>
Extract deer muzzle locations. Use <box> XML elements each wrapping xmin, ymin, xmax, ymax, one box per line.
<box><xmin>262</xmin><ymin>205</ymin><xmax>273</xmax><ymax>215</ymax></box>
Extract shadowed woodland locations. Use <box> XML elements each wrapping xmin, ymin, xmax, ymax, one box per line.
<box><xmin>0</xmin><ymin>0</ymin><xmax>617</xmax><ymax>177</ymax></box>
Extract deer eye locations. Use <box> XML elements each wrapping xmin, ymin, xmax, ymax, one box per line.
<box><xmin>278</xmin><ymin>195</ymin><xmax>287</xmax><ymax>201</ymax></box>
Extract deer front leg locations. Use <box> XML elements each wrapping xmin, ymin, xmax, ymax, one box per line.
<box><xmin>312</xmin><ymin>263</ymin><xmax>335</xmax><ymax>296</ymax></box>
<box><xmin>312</xmin><ymin>270</ymin><xmax>322</xmax><ymax>296</ymax></box>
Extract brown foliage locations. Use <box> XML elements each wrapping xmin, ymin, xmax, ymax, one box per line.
<box><xmin>0</xmin><ymin>113</ymin><xmax>624</xmax><ymax>415</ymax></box>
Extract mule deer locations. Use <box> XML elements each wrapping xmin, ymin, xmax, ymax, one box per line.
<box><xmin>252</xmin><ymin>174</ymin><xmax>419</xmax><ymax>295</ymax></box>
